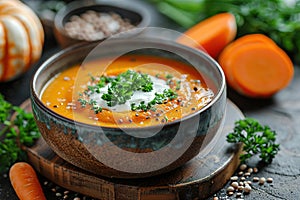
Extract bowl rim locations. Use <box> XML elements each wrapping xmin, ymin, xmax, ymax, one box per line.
<box><xmin>54</xmin><ymin>0</ymin><xmax>151</xmax><ymax>41</ymax></box>
<box><xmin>31</xmin><ymin>38</ymin><xmax>226</xmax><ymax>131</ymax></box>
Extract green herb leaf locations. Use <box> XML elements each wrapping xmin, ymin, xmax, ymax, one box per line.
<box><xmin>131</xmin><ymin>89</ymin><xmax>178</xmax><ymax>111</ymax></box>
<box><xmin>0</xmin><ymin>94</ymin><xmax>12</xmax><ymax>123</ymax></box>
<box><xmin>79</xmin><ymin>70</ymin><xmax>178</xmax><ymax>112</ymax></box>
<box><xmin>101</xmin><ymin>70</ymin><xmax>154</xmax><ymax>107</ymax></box>
<box><xmin>226</xmin><ymin>118</ymin><xmax>280</xmax><ymax>164</ymax></box>
<box><xmin>0</xmin><ymin>94</ymin><xmax>40</xmax><ymax>173</ymax></box>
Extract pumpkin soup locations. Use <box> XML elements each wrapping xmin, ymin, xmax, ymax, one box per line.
<box><xmin>41</xmin><ymin>55</ymin><xmax>214</xmax><ymax>128</ymax></box>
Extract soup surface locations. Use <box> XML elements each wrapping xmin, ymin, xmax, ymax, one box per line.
<box><xmin>41</xmin><ymin>55</ymin><xmax>214</xmax><ymax>128</ymax></box>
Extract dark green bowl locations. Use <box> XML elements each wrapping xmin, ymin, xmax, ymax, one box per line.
<box><xmin>31</xmin><ymin>38</ymin><xmax>226</xmax><ymax>178</ymax></box>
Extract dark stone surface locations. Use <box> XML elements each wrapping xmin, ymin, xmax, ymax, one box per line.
<box><xmin>1</xmin><ymin>0</ymin><xmax>300</xmax><ymax>199</ymax></box>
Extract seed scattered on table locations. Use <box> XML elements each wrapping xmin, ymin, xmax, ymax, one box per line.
<box><xmin>231</xmin><ymin>176</ymin><xmax>239</xmax><ymax>181</ymax></box>
<box><xmin>227</xmin><ymin>186</ymin><xmax>235</xmax><ymax>192</ymax></box>
<box><xmin>253</xmin><ymin>177</ymin><xmax>259</xmax><ymax>182</ymax></box>
<box><xmin>239</xmin><ymin>164</ymin><xmax>247</xmax><ymax>171</ymax></box>
<box><xmin>267</xmin><ymin>177</ymin><xmax>273</xmax><ymax>183</ymax></box>
<box><xmin>231</xmin><ymin>181</ymin><xmax>239</xmax><ymax>188</ymax></box>
<box><xmin>259</xmin><ymin>177</ymin><xmax>266</xmax><ymax>185</ymax></box>
<box><xmin>236</xmin><ymin>192</ymin><xmax>242</xmax><ymax>197</ymax></box>
<box><xmin>244</xmin><ymin>172</ymin><xmax>251</xmax><ymax>177</ymax></box>
<box><xmin>237</xmin><ymin>185</ymin><xmax>244</xmax><ymax>191</ymax></box>
<box><xmin>228</xmin><ymin>191</ymin><xmax>234</xmax><ymax>196</ymax></box>
<box><xmin>253</xmin><ymin>167</ymin><xmax>258</xmax><ymax>173</ymax></box>
<box><xmin>247</xmin><ymin>168</ymin><xmax>253</xmax><ymax>173</ymax></box>
<box><xmin>244</xmin><ymin>184</ymin><xmax>252</xmax><ymax>193</ymax></box>
<box><xmin>213</xmin><ymin>164</ymin><xmax>275</xmax><ymax>199</ymax></box>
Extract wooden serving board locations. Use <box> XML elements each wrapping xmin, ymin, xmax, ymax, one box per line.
<box><xmin>21</xmin><ymin>99</ymin><xmax>243</xmax><ymax>200</ymax></box>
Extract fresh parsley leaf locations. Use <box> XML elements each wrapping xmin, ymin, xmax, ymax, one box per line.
<box><xmin>101</xmin><ymin>70</ymin><xmax>153</xmax><ymax>107</ymax></box>
<box><xmin>0</xmin><ymin>95</ymin><xmax>40</xmax><ymax>173</ymax></box>
<box><xmin>227</xmin><ymin>118</ymin><xmax>280</xmax><ymax>164</ymax></box>
<box><xmin>79</xmin><ymin>70</ymin><xmax>178</xmax><ymax>112</ymax></box>
<box><xmin>0</xmin><ymin>94</ymin><xmax>12</xmax><ymax>123</ymax></box>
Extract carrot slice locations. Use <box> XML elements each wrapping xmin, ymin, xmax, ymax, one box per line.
<box><xmin>233</xmin><ymin>44</ymin><xmax>293</xmax><ymax>97</ymax></box>
<box><xmin>218</xmin><ymin>34</ymin><xmax>279</xmax><ymax>89</ymax></box>
<box><xmin>218</xmin><ymin>34</ymin><xmax>278</xmax><ymax>66</ymax></box>
<box><xmin>177</xmin><ymin>12</ymin><xmax>237</xmax><ymax>59</ymax></box>
<box><xmin>218</xmin><ymin>34</ymin><xmax>294</xmax><ymax>98</ymax></box>
<box><xmin>9</xmin><ymin>162</ymin><xmax>46</xmax><ymax>200</ymax></box>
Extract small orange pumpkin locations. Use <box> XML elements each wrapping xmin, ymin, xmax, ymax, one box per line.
<box><xmin>0</xmin><ymin>0</ymin><xmax>44</xmax><ymax>82</ymax></box>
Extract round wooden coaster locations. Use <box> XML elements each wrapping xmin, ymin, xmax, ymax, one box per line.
<box><xmin>21</xmin><ymin>99</ymin><xmax>243</xmax><ymax>200</ymax></box>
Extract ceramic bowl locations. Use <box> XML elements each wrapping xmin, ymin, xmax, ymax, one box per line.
<box><xmin>31</xmin><ymin>38</ymin><xmax>226</xmax><ymax>178</ymax></box>
<box><xmin>53</xmin><ymin>0</ymin><xmax>150</xmax><ymax>48</ymax></box>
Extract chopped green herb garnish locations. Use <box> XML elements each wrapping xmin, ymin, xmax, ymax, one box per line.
<box><xmin>164</xmin><ymin>116</ymin><xmax>169</xmax><ymax>122</ymax></box>
<box><xmin>79</xmin><ymin>70</ymin><xmax>179</xmax><ymax>112</ymax></box>
<box><xmin>227</xmin><ymin>118</ymin><xmax>280</xmax><ymax>164</ymax></box>
<box><xmin>176</xmin><ymin>80</ymin><xmax>181</xmax><ymax>90</ymax></box>
<box><xmin>101</xmin><ymin>70</ymin><xmax>153</xmax><ymax>107</ymax></box>
<box><xmin>78</xmin><ymin>98</ymin><xmax>88</xmax><ymax>107</ymax></box>
<box><xmin>85</xmin><ymin>76</ymin><xmax>108</xmax><ymax>95</ymax></box>
<box><xmin>89</xmin><ymin>73</ymin><xmax>96</xmax><ymax>82</ymax></box>
<box><xmin>131</xmin><ymin>89</ymin><xmax>178</xmax><ymax>111</ymax></box>
<box><xmin>166</xmin><ymin>74</ymin><xmax>173</xmax><ymax>79</ymax></box>
<box><xmin>0</xmin><ymin>94</ymin><xmax>40</xmax><ymax>173</ymax></box>
<box><xmin>166</xmin><ymin>79</ymin><xmax>172</xmax><ymax>85</ymax></box>
<box><xmin>87</xmin><ymin>99</ymin><xmax>102</xmax><ymax>114</ymax></box>
<box><xmin>163</xmin><ymin>88</ymin><xmax>178</xmax><ymax>100</ymax></box>
<box><xmin>131</xmin><ymin>101</ymin><xmax>148</xmax><ymax>112</ymax></box>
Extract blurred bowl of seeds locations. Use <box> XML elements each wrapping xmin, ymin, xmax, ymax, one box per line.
<box><xmin>53</xmin><ymin>0</ymin><xmax>151</xmax><ymax>48</ymax></box>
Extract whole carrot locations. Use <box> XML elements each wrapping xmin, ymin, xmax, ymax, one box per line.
<box><xmin>177</xmin><ymin>12</ymin><xmax>237</xmax><ymax>59</ymax></box>
<box><xmin>9</xmin><ymin>162</ymin><xmax>46</xmax><ymax>200</ymax></box>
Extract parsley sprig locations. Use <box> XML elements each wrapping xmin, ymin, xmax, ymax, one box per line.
<box><xmin>0</xmin><ymin>94</ymin><xmax>40</xmax><ymax>173</ymax></box>
<box><xmin>227</xmin><ymin>118</ymin><xmax>280</xmax><ymax>164</ymax></box>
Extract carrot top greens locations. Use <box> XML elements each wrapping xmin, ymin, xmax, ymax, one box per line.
<box><xmin>150</xmin><ymin>0</ymin><xmax>300</xmax><ymax>63</ymax></box>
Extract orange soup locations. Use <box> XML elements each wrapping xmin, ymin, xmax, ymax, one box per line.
<box><xmin>41</xmin><ymin>55</ymin><xmax>214</xmax><ymax>128</ymax></box>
